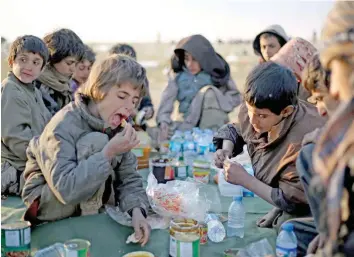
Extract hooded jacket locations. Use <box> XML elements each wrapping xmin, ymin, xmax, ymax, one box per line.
<box><xmin>253</xmin><ymin>25</ymin><xmax>290</xmax><ymax>61</ymax></box>
<box><xmin>157</xmin><ymin>35</ymin><xmax>241</xmax><ymax>128</ymax></box>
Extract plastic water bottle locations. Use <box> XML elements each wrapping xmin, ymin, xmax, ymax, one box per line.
<box><xmin>276</xmin><ymin>223</ymin><xmax>297</xmax><ymax>257</ymax></box>
<box><xmin>33</xmin><ymin>243</ymin><xmax>65</xmax><ymax>257</ymax></box>
<box><xmin>227</xmin><ymin>196</ymin><xmax>245</xmax><ymax>238</ymax></box>
<box><xmin>197</xmin><ymin>132</ymin><xmax>210</xmax><ymax>156</ymax></box>
<box><xmin>169</xmin><ymin>130</ymin><xmax>183</xmax><ymax>159</ymax></box>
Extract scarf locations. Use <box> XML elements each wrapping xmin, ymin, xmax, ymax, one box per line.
<box><xmin>176</xmin><ymin>70</ymin><xmax>212</xmax><ymax>115</ymax></box>
<box><xmin>38</xmin><ymin>65</ymin><xmax>71</xmax><ymax>94</ymax></box>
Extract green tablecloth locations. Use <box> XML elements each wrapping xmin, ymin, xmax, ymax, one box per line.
<box><xmin>1</xmin><ymin>169</ymin><xmax>276</xmax><ymax>257</ymax></box>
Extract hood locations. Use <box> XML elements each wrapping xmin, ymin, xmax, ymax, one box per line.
<box><xmin>253</xmin><ymin>24</ymin><xmax>290</xmax><ymax>60</ymax></box>
<box><xmin>173</xmin><ymin>34</ymin><xmax>230</xmax><ymax>86</ymax></box>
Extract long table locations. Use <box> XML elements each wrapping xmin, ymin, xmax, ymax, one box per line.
<box><xmin>1</xmin><ymin>169</ymin><xmax>276</xmax><ymax>257</ymax></box>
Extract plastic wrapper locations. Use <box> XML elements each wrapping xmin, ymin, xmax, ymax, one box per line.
<box><xmin>236</xmin><ymin>239</ymin><xmax>275</xmax><ymax>257</ymax></box>
<box><xmin>146</xmin><ymin>172</ymin><xmax>210</xmax><ymax>222</ymax></box>
<box><xmin>105</xmin><ymin>205</ymin><xmax>171</xmax><ymax>230</ymax></box>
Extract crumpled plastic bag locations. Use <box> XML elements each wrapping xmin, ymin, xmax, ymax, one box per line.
<box><xmin>236</xmin><ymin>239</ymin><xmax>275</xmax><ymax>257</ymax></box>
<box><xmin>146</xmin><ymin>172</ymin><xmax>210</xmax><ymax>222</ymax></box>
<box><xmin>105</xmin><ymin>205</ymin><xmax>171</xmax><ymax>230</ymax></box>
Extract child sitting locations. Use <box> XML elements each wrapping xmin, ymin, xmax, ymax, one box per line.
<box><xmin>1</xmin><ymin>35</ymin><xmax>52</xmax><ymax>195</ymax></box>
<box><xmin>156</xmin><ymin>34</ymin><xmax>241</xmax><ymax>141</ymax></box>
<box><xmin>71</xmin><ymin>44</ymin><xmax>96</xmax><ymax>98</ymax></box>
<box><xmin>36</xmin><ymin>28</ymin><xmax>85</xmax><ymax>115</ymax></box>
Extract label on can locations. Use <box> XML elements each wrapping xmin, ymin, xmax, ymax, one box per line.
<box><xmin>199</xmin><ymin>223</ymin><xmax>208</xmax><ymax>245</ymax></box>
<box><xmin>1</xmin><ymin>222</ymin><xmax>31</xmax><ymax>257</ymax></box>
<box><xmin>66</xmin><ymin>249</ymin><xmax>90</xmax><ymax>257</ymax></box>
<box><xmin>169</xmin><ymin>236</ymin><xmax>200</xmax><ymax>257</ymax></box>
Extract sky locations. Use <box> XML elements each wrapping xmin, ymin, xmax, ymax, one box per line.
<box><xmin>0</xmin><ymin>0</ymin><xmax>335</xmax><ymax>43</ymax></box>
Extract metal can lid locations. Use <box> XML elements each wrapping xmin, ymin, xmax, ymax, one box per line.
<box><xmin>64</xmin><ymin>239</ymin><xmax>90</xmax><ymax>250</ymax></box>
<box><xmin>2</xmin><ymin>221</ymin><xmax>31</xmax><ymax>230</ymax></box>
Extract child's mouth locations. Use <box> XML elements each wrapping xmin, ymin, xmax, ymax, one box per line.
<box><xmin>110</xmin><ymin>114</ymin><xmax>127</xmax><ymax>128</ymax></box>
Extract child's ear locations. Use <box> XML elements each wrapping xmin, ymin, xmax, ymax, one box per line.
<box><xmin>281</xmin><ymin>105</ymin><xmax>295</xmax><ymax>118</ymax></box>
<box><xmin>8</xmin><ymin>59</ymin><xmax>13</xmax><ymax>68</ymax></box>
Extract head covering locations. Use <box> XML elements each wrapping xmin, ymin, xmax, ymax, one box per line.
<box><xmin>271</xmin><ymin>37</ymin><xmax>318</xmax><ymax>81</ymax></box>
<box><xmin>172</xmin><ymin>34</ymin><xmax>230</xmax><ymax>86</ymax></box>
<box><xmin>253</xmin><ymin>24</ymin><xmax>290</xmax><ymax>60</ymax></box>
<box><xmin>320</xmin><ymin>1</ymin><xmax>354</xmax><ymax>69</ymax></box>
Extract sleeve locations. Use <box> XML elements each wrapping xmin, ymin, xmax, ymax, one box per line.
<box><xmin>156</xmin><ymin>79</ymin><xmax>178</xmax><ymax>126</ymax></box>
<box><xmin>224</xmin><ymin>79</ymin><xmax>242</xmax><ymax>109</ymax></box>
<box><xmin>213</xmin><ymin>123</ymin><xmax>245</xmax><ymax>157</ymax></box>
<box><xmin>271</xmin><ymin>144</ymin><xmax>309</xmax><ymax>214</ymax></box>
<box><xmin>1</xmin><ymin>90</ymin><xmax>33</xmax><ymax>161</ymax></box>
<box><xmin>37</xmin><ymin>129</ymin><xmax>112</xmax><ymax>205</ymax></box>
<box><xmin>114</xmin><ymin>151</ymin><xmax>149</xmax><ymax>213</ymax></box>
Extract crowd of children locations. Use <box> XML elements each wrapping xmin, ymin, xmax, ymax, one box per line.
<box><xmin>1</xmin><ymin>1</ymin><xmax>353</xmax><ymax>256</ymax></box>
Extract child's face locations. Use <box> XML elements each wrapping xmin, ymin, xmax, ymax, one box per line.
<box><xmin>309</xmin><ymin>89</ymin><xmax>338</xmax><ymax>117</ymax></box>
<box><xmin>73</xmin><ymin>60</ymin><xmax>92</xmax><ymax>85</ymax></box>
<box><xmin>260</xmin><ymin>35</ymin><xmax>281</xmax><ymax>61</ymax></box>
<box><xmin>11</xmin><ymin>51</ymin><xmax>44</xmax><ymax>83</ymax></box>
<box><xmin>246</xmin><ymin>102</ymin><xmax>289</xmax><ymax>134</ymax></box>
<box><xmin>184</xmin><ymin>52</ymin><xmax>201</xmax><ymax>75</ymax></box>
<box><xmin>53</xmin><ymin>56</ymin><xmax>78</xmax><ymax>77</ymax></box>
<box><xmin>97</xmin><ymin>82</ymin><xmax>141</xmax><ymax>129</ymax></box>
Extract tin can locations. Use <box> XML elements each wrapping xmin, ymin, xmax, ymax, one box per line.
<box><xmin>169</xmin><ymin>219</ymin><xmax>200</xmax><ymax>257</ymax></box>
<box><xmin>172</xmin><ymin>161</ymin><xmax>188</xmax><ymax>179</ymax></box>
<box><xmin>199</xmin><ymin>222</ymin><xmax>208</xmax><ymax>245</ymax></box>
<box><xmin>32</xmin><ymin>243</ymin><xmax>65</xmax><ymax>257</ymax></box>
<box><xmin>1</xmin><ymin>221</ymin><xmax>31</xmax><ymax>257</ymax></box>
<box><xmin>64</xmin><ymin>239</ymin><xmax>90</xmax><ymax>257</ymax></box>
<box><xmin>192</xmin><ymin>160</ymin><xmax>210</xmax><ymax>184</ymax></box>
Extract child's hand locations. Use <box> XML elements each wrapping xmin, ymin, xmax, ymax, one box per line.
<box><xmin>214</xmin><ymin>149</ymin><xmax>231</xmax><ymax>168</ymax></box>
<box><xmin>132</xmin><ymin>208</ymin><xmax>151</xmax><ymax>247</ymax></box>
<box><xmin>102</xmin><ymin>123</ymin><xmax>140</xmax><ymax>160</ymax></box>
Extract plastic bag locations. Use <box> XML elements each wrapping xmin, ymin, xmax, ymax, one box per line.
<box><xmin>146</xmin><ymin>172</ymin><xmax>210</xmax><ymax>222</ymax></box>
<box><xmin>236</xmin><ymin>239</ymin><xmax>275</xmax><ymax>257</ymax></box>
<box><xmin>105</xmin><ymin>205</ymin><xmax>171</xmax><ymax>230</ymax></box>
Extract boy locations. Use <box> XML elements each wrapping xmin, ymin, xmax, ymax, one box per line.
<box><xmin>213</xmin><ymin>62</ymin><xmax>325</xmax><ymax>256</ymax></box>
<box><xmin>253</xmin><ymin>24</ymin><xmax>289</xmax><ymax>62</ymax></box>
<box><xmin>109</xmin><ymin>43</ymin><xmax>154</xmax><ymax>130</ymax></box>
<box><xmin>1</xmin><ymin>35</ymin><xmax>52</xmax><ymax>195</ymax></box>
<box><xmin>36</xmin><ymin>28</ymin><xmax>85</xmax><ymax>115</ymax></box>
<box><xmin>71</xmin><ymin>44</ymin><xmax>96</xmax><ymax>97</ymax></box>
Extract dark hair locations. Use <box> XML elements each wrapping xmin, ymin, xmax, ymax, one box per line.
<box><xmin>109</xmin><ymin>43</ymin><xmax>137</xmax><ymax>60</ymax></box>
<box><xmin>82</xmin><ymin>45</ymin><xmax>96</xmax><ymax>64</ymax></box>
<box><xmin>244</xmin><ymin>62</ymin><xmax>298</xmax><ymax>115</ymax></box>
<box><xmin>260</xmin><ymin>32</ymin><xmax>287</xmax><ymax>47</ymax></box>
<box><xmin>43</xmin><ymin>28</ymin><xmax>85</xmax><ymax>65</ymax></box>
<box><xmin>8</xmin><ymin>35</ymin><xmax>49</xmax><ymax>69</ymax></box>
<box><xmin>302</xmin><ymin>53</ymin><xmax>330</xmax><ymax>92</ymax></box>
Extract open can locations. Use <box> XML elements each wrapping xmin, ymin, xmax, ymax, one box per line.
<box><xmin>1</xmin><ymin>221</ymin><xmax>31</xmax><ymax>257</ymax></box>
<box><xmin>64</xmin><ymin>239</ymin><xmax>90</xmax><ymax>257</ymax></box>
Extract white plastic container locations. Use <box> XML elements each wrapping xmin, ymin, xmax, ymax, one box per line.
<box><xmin>218</xmin><ymin>168</ymin><xmax>242</xmax><ymax>197</ymax></box>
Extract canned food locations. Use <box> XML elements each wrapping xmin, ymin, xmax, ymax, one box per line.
<box><xmin>172</xmin><ymin>162</ymin><xmax>188</xmax><ymax>179</ymax></box>
<box><xmin>169</xmin><ymin>219</ymin><xmax>200</xmax><ymax>257</ymax></box>
<box><xmin>64</xmin><ymin>239</ymin><xmax>90</xmax><ymax>257</ymax></box>
<box><xmin>199</xmin><ymin>222</ymin><xmax>208</xmax><ymax>245</ymax></box>
<box><xmin>192</xmin><ymin>160</ymin><xmax>210</xmax><ymax>184</ymax></box>
<box><xmin>1</xmin><ymin>221</ymin><xmax>31</xmax><ymax>257</ymax></box>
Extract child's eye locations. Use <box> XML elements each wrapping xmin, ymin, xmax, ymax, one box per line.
<box><xmin>21</xmin><ymin>58</ymin><xmax>26</xmax><ymax>63</ymax></box>
<box><xmin>33</xmin><ymin>61</ymin><xmax>40</xmax><ymax>66</ymax></box>
<box><xmin>259</xmin><ymin>114</ymin><xmax>267</xmax><ymax>119</ymax></box>
<box><xmin>117</xmin><ymin>95</ymin><xmax>125</xmax><ymax>100</ymax></box>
